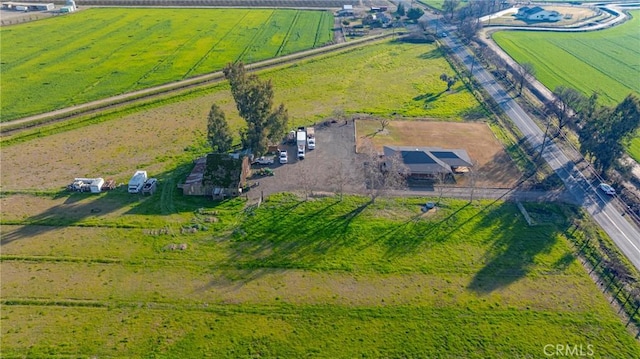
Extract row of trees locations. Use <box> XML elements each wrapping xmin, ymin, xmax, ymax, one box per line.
<box><xmin>546</xmin><ymin>87</ymin><xmax>640</xmax><ymax>173</ymax></box>
<box><xmin>207</xmin><ymin>62</ymin><xmax>289</xmax><ymax>155</ymax></box>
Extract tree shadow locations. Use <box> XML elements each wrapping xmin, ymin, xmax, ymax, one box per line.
<box><xmin>418</xmin><ymin>48</ymin><xmax>443</xmax><ymax>60</ymax></box>
<box><xmin>413</xmin><ymin>91</ymin><xmax>445</xmax><ymax>103</ymax></box>
<box><xmin>378</xmin><ymin>201</ymin><xmax>471</xmax><ymax>258</ymax></box>
<box><xmin>467</xmin><ymin>202</ymin><xmax>561</xmax><ymax>294</ymax></box>
<box><xmin>461</xmin><ymin>105</ymin><xmax>488</xmax><ymax>121</ymax></box>
<box><xmin>220</xmin><ymin>197</ymin><xmax>374</xmax><ymax>278</ymax></box>
<box><xmin>476</xmin><ymin>150</ymin><xmax>522</xmax><ymax>188</ymax></box>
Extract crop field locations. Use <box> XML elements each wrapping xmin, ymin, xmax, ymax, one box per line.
<box><xmin>356</xmin><ymin>120</ymin><xmax>522</xmax><ymax>187</ymax></box>
<box><xmin>2</xmin><ymin>192</ymin><xmax>640</xmax><ymax>356</ymax></box>
<box><xmin>493</xmin><ymin>11</ymin><xmax>640</xmax><ymax>160</ymax></box>
<box><xmin>0</xmin><ymin>41</ymin><xmax>482</xmax><ymax>192</ymax></box>
<box><xmin>0</xmin><ymin>8</ymin><xmax>334</xmax><ymax>121</ymax></box>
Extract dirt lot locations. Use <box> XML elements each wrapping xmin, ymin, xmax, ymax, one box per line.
<box><xmin>244</xmin><ymin>119</ymin><xmax>521</xmax><ymax>200</ymax></box>
<box><xmin>245</xmin><ymin>120</ymin><xmax>365</xmax><ymax>200</ymax></box>
<box><xmin>355</xmin><ymin>120</ymin><xmax>521</xmax><ymax>188</ymax></box>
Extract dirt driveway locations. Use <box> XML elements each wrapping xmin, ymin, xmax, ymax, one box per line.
<box><xmin>245</xmin><ymin>121</ymin><xmax>365</xmax><ymax>200</ymax></box>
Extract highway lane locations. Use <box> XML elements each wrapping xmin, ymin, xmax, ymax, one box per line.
<box><xmin>440</xmin><ymin>33</ymin><xmax>640</xmax><ymax>270</ymax></box>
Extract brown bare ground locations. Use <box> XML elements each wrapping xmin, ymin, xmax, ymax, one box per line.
<box><xmin>355</xmin><ymin>120</ymin><xmax>521</xmax><ymax>188</ymax></box>
<box><xmin>0</xmin><ymin>92</ymin><xmax>240</xmax><ymax>191</ymax></box>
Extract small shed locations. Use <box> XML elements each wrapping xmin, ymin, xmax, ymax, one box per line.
<box><xmin>179</xmin><ymin>154</ymin><xmax>250</xmax><ymax>199</ymax></box>
<box><xmin>338</xmin><ymin>4</ymin><xmax>354</xmax><ymax>16</ymax></box>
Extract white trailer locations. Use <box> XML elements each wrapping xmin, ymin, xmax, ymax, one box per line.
<box><xmin>69</xmin><ymin>178</ymin><xmax>104</xmax><ymax>193</ymax></box>
<box><xmin>306</xmin><ymin>127</ymin><xmax>316</xmax><ymax>150</ymax></box>
<box><xmin>296</xmin><ymin>129</ymin><xmax>306</xmax><ymax>159</ymax></box>
<box><xmin>128</xmin><ymin>170</ymin><xmax>148</xmax><ymax>193</ymax></box>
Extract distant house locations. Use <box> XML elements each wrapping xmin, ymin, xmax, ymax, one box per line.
<box><xmin>178</xmin><ymin>153</ymin><xmax>250</xmax><ymax>199</ymax></box>
<box><xmin>383</xmin><ymin>146</ymin><xmax>473</xmax><ymax>178</ymax></box>
<box><xmin>515</xmin><ymin>6</ymin><xmax>561</xmax><ymax>22</ymax></box>
<box><xmin>338</xmin><ymin>4</ymin><xmax>354</xmax><ymax>16</ymax></box>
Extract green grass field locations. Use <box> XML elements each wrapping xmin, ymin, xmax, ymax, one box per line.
<box><xmin>493</xmin><ymin>11</ymin><xmax>640</xmax><ymax>161</ymax></box>
<box><xmin>0</xmin><ymin>8</ymin><xmax>334</xmax><ymax>122</ymax></box>
<box><xmin>1</xmin><ymin>41</ymin><xmax>483</xmax><ymax>192</ymax></box>
<box><xmin>2</xmin><ymin>192</ymin><xmax>639</xmax><ymax>357</ymax></box>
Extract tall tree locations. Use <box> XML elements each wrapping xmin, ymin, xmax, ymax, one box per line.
<box><xmin>440</xmin><ymin>73</ymin><xmax>457</xmax><ymax>91</ymax></box>
<box><xmin>443</xmin><ymin>0</ymin><xmax>459</xmax><ymax>20</ymax></box>
<box><xmin>514</xmin><ymin>62</ymin><xmax>535</xmax><ymax>95</ymax></box>
<box><xmin>407</xmin><ymin>7</ymin><xmax>425</xmax><ymax>22</ymax></box>
<box><xmin>206</xmin><ymin>104</ymin><xmax>233</xmax><ymax>153</ymax></box>
<box><xmin>223</xmin><ymin>62</ymin><xmax>288</xmax><ymax>156</ymax></box>
<box><xmin>360</xmin><ymin>139</ymin><xmax>408</xmax><ymax>203</ymax></box>
<box><xmin>578</xmin><ymin>94</ymin><xmax>640</xmax><ymax>172</ymax></box>
<box><xmin>549</xmin><ymin>85</ymin><xmax>583</xmax><ymax>132</ymax></box>
<box><xmin>396</xmin><ymin>2</ymin><xmax>406</xmax><ymax>16</ymax></box>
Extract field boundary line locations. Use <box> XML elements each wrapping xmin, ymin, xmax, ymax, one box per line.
<box><xmin>276</xmin><ymin>10</ymin><xmax>300</xmax><ymax>57</ymax></box>
<box><xmin>236</xmin><ymin>10</ymin><xmax>276</xmax><ymax>63</ymax></box>
<box><xmin>183</xmin><ymin>11</ymin><xmax>251</xmax><ymax>79</ymax></box>
<box><xmin>133</xmin><ymin>20</ymin><xmax>210</xmax><ymax>90</ymax></box>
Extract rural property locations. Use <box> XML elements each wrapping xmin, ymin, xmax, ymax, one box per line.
<box><xmin>1</xmin><ymin>1</ymin><xmax>639</xmax><ymax>358</ymax></box>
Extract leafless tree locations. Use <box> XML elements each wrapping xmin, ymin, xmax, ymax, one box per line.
<box><xmin>435</xmin><ymin>172</ymin><xmax>449</xmax><ymax>205</ymax></box>
<box><xmin>332</xmin><ymin>108</ymin><xmax>347</xmax><ymax>122</ymax></box>
<box><xmin>360</xmin><ymin>139</ymin><xmax>408</xmax><ymax>203</ymax></box>
<box><xmin>379</xmin><ymin>118</ymin><xmax>389</xmax><ymax>132</ymax></box>
<box><xmin>514</xmin><ymin>62</ymin><xmax>536</xmax><ymax>96</ymax></box>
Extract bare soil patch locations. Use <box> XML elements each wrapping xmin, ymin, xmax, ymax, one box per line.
<box><xmin>355</xmin><ymin>120</ymin><xmax>521</xmax><ymax>188</ymax></box>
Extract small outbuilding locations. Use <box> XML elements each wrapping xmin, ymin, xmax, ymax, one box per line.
<box><xmin>179</xmin><ymin>153</ymin><xmax>250</xmax><ymax>199</ymax></box>
<box><xmin>338</xmin><ymin>4</ymin><xmax>354</xmax><ymax>16</ymax></box>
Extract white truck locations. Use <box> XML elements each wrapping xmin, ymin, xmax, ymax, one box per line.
<box><xmin>254</xmin><ymin>156</ymin><xmax>275</xmax><ymax>165</ymax></box>
<box><xmin>306</xmin><ymin>127</ymin><xmax>316</xmax><ymax>150</ymax></box>
<box><xmin>296</xmin><ymin>129</ymin><xmax>307</xmax><ymax>159</ymax></box>
<box><xmin>128</xmin><ymin>170</ymin><xmax>148</xmax><ymax>194</ymax></box>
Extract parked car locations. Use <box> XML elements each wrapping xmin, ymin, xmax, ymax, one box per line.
<box><xmin>279</xmin><ymin>150</ymin><xmax>288</xmax><ymax>164</ymax></box>
<box><xmin>142</xmin><ymin>178</ymin><xmax>158</xmax><ymax>195</ymax></box>
<box><xmin>598</xmin><ymin>183</ymin><xmax>616</xmax><ymax>196</ymax></box>
<box><xmin>254</xmin><ymin>156</ymin><xmax>275</xmax><ymax>165</ymax></box>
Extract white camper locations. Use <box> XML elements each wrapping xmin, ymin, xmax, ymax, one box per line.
<box><xmin>128</xmin><ymin>170</ymin><xmax>148</xmax><ymax>193</ymax></box>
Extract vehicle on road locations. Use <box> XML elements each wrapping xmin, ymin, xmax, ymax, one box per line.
<box><xmin>254</xmin><ymin>156</ymin><xmax>275</xmax><ymax>165</ymax></box>
<box><xmin>279</xmin><ymin>150</ymin><xmax>288</xmax><ymax>164</ymax></box>
<box><xmin>598</xmin><ymin>183</ymin><xmax>616</xmax><ymax>196</ymax></box>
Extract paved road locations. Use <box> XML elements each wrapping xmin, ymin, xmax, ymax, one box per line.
<box><xmin>438</xmin><ymin>29</ymin><xmax>640</xmax><ymax>270</ymax></box>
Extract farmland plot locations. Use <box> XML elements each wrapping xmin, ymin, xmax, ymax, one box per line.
<box><xmin>1</xmin><ymin>194</ymin><xmax>639</xmax><ymax>357</ymax></box>
<box><xmin>0</xmin><ymin>8</ymin><xmax>333</xmax><ymax>121</ymax></box>
<box><xmin>1</xmin><ymin>42</ymin><xmax>480</xmax><ymax>191</ymax></box>
<box><xmin>493</xmin><ymin>10</ymin><xmax>640</xmax><ymax>160</ymax></box>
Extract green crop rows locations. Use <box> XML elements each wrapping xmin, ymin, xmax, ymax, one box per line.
<box><xmin>493</xmin><ymin>11</ymin><xmax>640</xmax><ymax>160</ymax></box>
<box><xmin>0</xmin><ymin>8</ymin><xmax>333</xmax><ymax>122</ymax></box>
